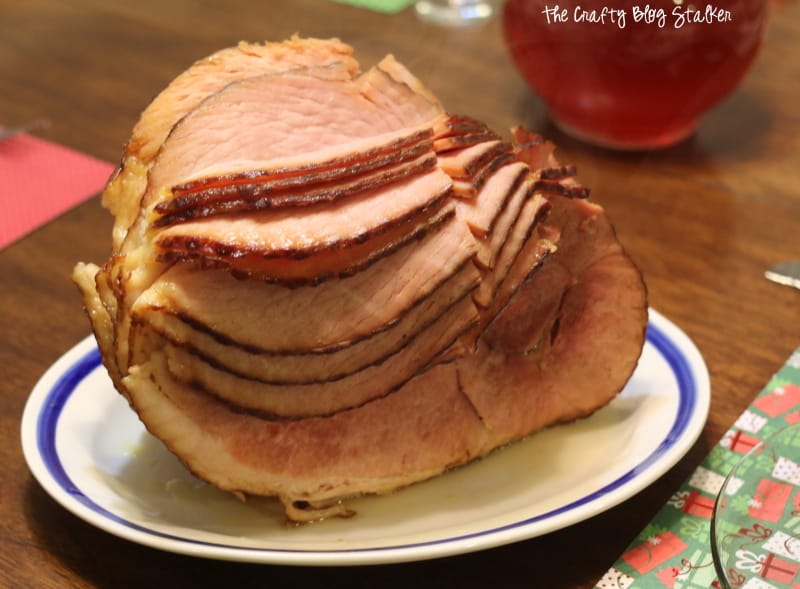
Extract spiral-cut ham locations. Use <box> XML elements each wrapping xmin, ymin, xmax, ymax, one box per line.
<box><xmin>156</xmin><ymin>132</ymin><xmax>436</xmax><ymax>223</ymax></box>
<box><xmin>73</xmin><ymin>37</ymin><xmax>647</xmax><ymax>522</ymax></box>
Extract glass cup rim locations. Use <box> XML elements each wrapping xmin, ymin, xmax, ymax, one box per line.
<box><xmin>709</xmin><ymin>421</ymin><xmax>800</xmax><ymax>588</ymax></box>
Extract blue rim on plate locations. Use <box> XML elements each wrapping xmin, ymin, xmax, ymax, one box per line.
<box><xmin>22</xmin><ymin>309</ymin><xmax>709</xmax><ymax>565</ymax></box>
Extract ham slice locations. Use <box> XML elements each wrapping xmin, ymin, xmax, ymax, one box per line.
<box><xmin>158</xmin><ymin>131</ymin><xmax>435</xmax><ymax>220</ymax></box>
<box><xmin>156</xmin><ymin>199</ymin><xmax>454</xmax><ymax>285</ymax></box>
<box><xmin>158</xmin><ymin>291</ymin><xmax>478</xmax><ymax>417</ymax></box>
<box><xmin>455</xmin><ymin>162</ymin><xmax>528</xmax><ymax>238</ymax></box>
<box><xmin>356</xmin><ymin>56</ymin><xmax>442</xmax><ymax>127</ymax></box>
<box><xmin>433</xmin><ymin>113</ymin><xmax>491</xmax><ymax>139</ymax></box>
<box><xmin>437</xmin><ymin>140</ymin><xmax>513</xmax><ymax>180</ymax></box>
<box><xmin>137</xmin><ymin>214</ymin><xmax>478</xmax><ymax>353</ymax></box>
<box><xmin>130</xmin><ymin>38</ymin><xmax>359</xmax><ymax>167</ymax></box>
<box><xmin>123</xmin><ymin>354</ymin><xmax>491</xmax><ymax>514</ymax></box>
<box><xmin>155</xmin><ymin>168</ymin><xmax>453</xmax><ymax>282</ymax></box>
<box><xmin>73</xmin><ymin>37</ymin><xmax>647</xmax><ymax>522</ymax></box>
<box><xmin>137</xmin><ymin>260</ymin><xmax>480</xmax><ymax>388</ymax></box>
<box><xmin>140</xmin><ymin>64</ymin><xmax>436</xmax><ymax>217</ymax></box>
<box><xmin>472</xmin><ymin>193</ymin><xmax>552</xmax><ymax>308</ymax></box>
<box><xmin>459</xmin><ymin>194</ymin><xmax>648</xmax><ymax>441</ymax></box>
<box><xmin>451</xmin><ymin>150</ymin><xmax>516</xmax><ymax>199</ymax></box>
<box><xmin>473</xmin><ymin>184</ymin><xmax>546</xmax><ymax>270</ymax></box>
<box><xmin>512</xmin><ymin>126</ymin><xmax>591</xmax><ymax>199</ymax></box>
<box><xmin>469</xmin><ymin>223</ymin><xmax>561</xmax><ymax>343</ymax></box>
<box><xmin>153</xmin><ymin>151</ymin><xmax>438</xmax><ymax>226</ymax></box>
<box><xmin>433</xmin><ymin>131</ymin><xmax>501</xmax><ymax>153</ymax></box>
<box><xmin>104</xmin><ymin>37</ymin><xmax>360</xmax><ymax>249</ymax></box>
<box><xmin>90</xmin><ymin>38</ymin><xmax>370</xmax><ymax>378</ymax></box>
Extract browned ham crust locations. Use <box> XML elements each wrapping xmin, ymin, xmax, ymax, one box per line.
<box><xmin>73</xmin><ymin>37</ymin><xmax>647</xmax><ymax>523</ymax></box>
<box><xmin>456</xmin><ymin>162</ymin><xmax>528</xmax><ymax>238</ymax></box>
<box><xmin>438</xmin><ymin>140</ymin><xmax>514</xmax><ymax>180</ymax></box>
<box><xmin>104</xmin><ymin>37</ymin><xmax>360</xmax><ymax>250</ymax></box>
<box><xmin>459</xmin><ymin>195</ymin><xmax>647</xmax><ymax>440</ymax></box>
<box><xmin>157</xmin><ymin>132</ymin><xmax>435</xmax><ymax>221</ymax></box>
<box><xmin>155</xmin><ymin>181</ymin><xmax>454</xmax><ymax>286</ymax></box>
<box><xmin>472</xmin><ymin>194</ymin><xmax>552</xmax><ymax>308</ymax></box>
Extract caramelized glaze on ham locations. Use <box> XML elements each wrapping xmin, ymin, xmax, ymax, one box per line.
<box><xmin>104</xmin><ymin>37</ymin><xmax>360</xmax><ymax>250</ymax></box>
<box><xmin>73</xmin><ymin>37</ymin><xmax>647</xmax><ymax>522</ymax></box>
<box><xmin>157</xmin><ymin>132</ymin><xmax>435</xmax><ymax>221</ymax></box>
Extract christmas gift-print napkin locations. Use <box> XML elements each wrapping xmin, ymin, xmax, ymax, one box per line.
<box><xmin>0</xmin><ymin>132</ymin><xmax>114</xmax><ymax>249</ymax></box>
<box><xmin>596</xmin><ymin>349</ymin><xmax>800</xmax><ymax>589</ymax></box>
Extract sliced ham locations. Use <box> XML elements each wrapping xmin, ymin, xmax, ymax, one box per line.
<box><xmin>458</xmin><ymin>194</ymin><xmax>647</xmax><ymax>442</ymax></box>
<box><xmin>511</xmin><ymin>128</ymin><xmax>556</xmax><ymax>169</ymax></box>
<box><xmin>455</xmin><ymin>162</ymin><xmax>528</xmax><ymax>238</ymax></box>
<box><xmin>123</xmin><ymin>354</ymin><xmax>491</xmax><ymax>513</ymax></box>
<box><xmin>472</xmin><ymin>193</ymin><xmax>552</xmax><ymax>308</ymax></box>
<box><xmin>73</xmin><ymin>37</ymin><xmax>648</xmax><ymax>522</ymax></box>
<box><xmin>153</xmin><ymin>151</ymin><xmax>437</xmax><ymax>226</ymax></box>
<box><xmin>97</xmin><ymin>39</ymin><xmax>376</xmax><ymax>377</ymax></box>
<box><xmin>130</xmin><ymin>38</ymin><xmax>359</xmax><ymax>167</ymax></box>
<box><xmin>473</xmin><ymin>184</ymin><xmax>546</xmax><ymax>270</ymax></box>
<box><xmin>532</xmin><ymin>178</ymin><xmax>591</xmax><ymax>199</ymax></box>
<box><xmin>159</xmin><ymin>291</ymin><xmax>479</xmax><ymax>417</ymax></box>
<box><xmin>136</xmin><ymin>260</ymin><xmax>479</xmax><ymax>387</ymax></box>
<box><xmin>105</xmin><ymin>37</ymin><xmax>359</xmax><ymax>249</ymax></box>
<box><xmin>356</xmin><ymin>56</ymin><xmax>442</xmax><ymax>128</ymax></box>
<box><xmin>432</xmin><ymin>113</ymin><xmax>490</xmax><ymax>139</ymax></box>
<box><xmin>469</xmin><ymin>223</ymin><xmax>561</xmax><ymax>342</ymax></box>
<box><xmin>437</xmin><ymin>140</ymin><xmax>513</xmax><ymax>180</ymax></box>
<box><xmin>158</xmin><ymin>131</ymin><xmax>434</xmax><ymax>218</ymax></box>
<box><xmin>371</xmin><ymin>54</ymin><xmax>442</xmax><ymax>107</ymax></box>
<box><xmin>155</xmin><ymin>167</ymin><xmax>453</xmax><ymax>278</ymax></box>
<box><xmin>433</xmin><ymin>131</ymin><xmax>501</xmax><ymax>153</ymax></box>
<box><xmin>141</xmin><ymin>63</ymin><xmax>425</xmax><ymax>215</ymax></box>
<box><xmin>513</xmin><ymin>126</ymin><xmax>591</xmax><ymax>199</ymax></box>
<box><xmin>136</xmin><ymin>213</ymin><xmax>478</xmax><ymax>353</ymax></box>
<box><xmin>157</xmin><ymin>198</ymin><xmax>454</xmax><ymax>285</ymax></box>
<box><xmin>451</xmin><ymin>150</ymin><xmax>517</xmax><ymax>199</ymax></box>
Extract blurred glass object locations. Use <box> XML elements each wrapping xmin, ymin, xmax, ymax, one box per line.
<box><xmin>414</xmin><ymin>0</ymin><xmax>497</xmax><ymax>26</ymax></box>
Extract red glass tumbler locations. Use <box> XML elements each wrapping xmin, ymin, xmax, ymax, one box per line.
<box><xmin>502</xmin><ymin>0</ymin><xmax>769</xmax><ymax>149</ymax></box>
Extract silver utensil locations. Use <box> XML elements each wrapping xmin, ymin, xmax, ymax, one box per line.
<box><xmin>765</xmin><ymin>261</ymin><xmax>800</xmax><ymax>290</ymax></box>
<box><xmin>0</xmin><ymin>119</ymin><xmax>50</xmax><ymax>142</ymax></box>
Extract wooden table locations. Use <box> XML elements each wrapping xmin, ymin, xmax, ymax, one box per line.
<box><xmin>1</xmin><ymin>1</ymin><xmax>798</xmax><ymax>586</ymax></box>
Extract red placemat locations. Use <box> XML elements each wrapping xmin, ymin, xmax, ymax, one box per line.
<box><xmin>0</xmin><ymin>133</ymin><xmax>115</xmax><ymax>249</ymax></box>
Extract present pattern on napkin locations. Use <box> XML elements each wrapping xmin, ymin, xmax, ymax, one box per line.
<box><xmin>595</xmin><ymin>349</ymin><xmax>800</xmax><ymax>589</ymax></box>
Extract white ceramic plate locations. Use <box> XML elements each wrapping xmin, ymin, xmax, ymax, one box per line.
<box><xmin>21</xmin><ymin>308</ymin><xmax>709</xmax><ymax>566</ymax></box>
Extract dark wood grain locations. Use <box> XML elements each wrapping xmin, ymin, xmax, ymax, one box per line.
<box><xmin>1</xmin><ymin>1</ymin><xmax>798</xmax><ymax>587</ymax></box>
